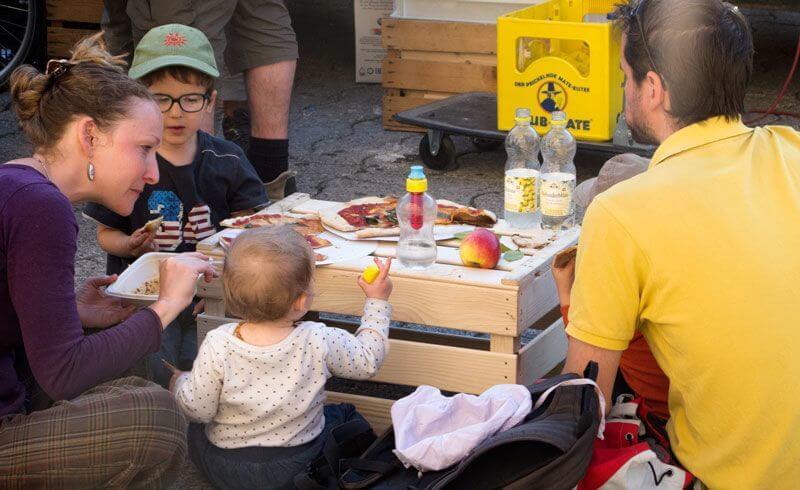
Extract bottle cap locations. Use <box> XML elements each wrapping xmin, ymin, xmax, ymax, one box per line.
<box><xmin>406</xmin><ymin>165</ymin><xmax>428</xmax><ymax>192</ymax></box>
<box><xmin>550</xmin><ymin>111</ymin><xmax>567</xmax><ymax>126</ymax></box>
<box><xmin>514</xmin><ymin>107</ymin><xmax>532</xmax><ymax>124</ymax></box>
<box><xmin>362</xmin><ymin>263</ymin><xmax>380</xmax><ymax>284</ymax></box>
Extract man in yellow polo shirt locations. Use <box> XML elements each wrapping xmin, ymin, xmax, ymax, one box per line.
<box><xmin>564</xmin><ymin>0</ymin><xmax>800</xmax><ymax>487</ymax></box>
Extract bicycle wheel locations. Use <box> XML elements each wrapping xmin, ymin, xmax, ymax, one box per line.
<box><xmin>0</xmin><ymin>0</ymin><xmax>42</xmax><ymax>88</ymax></box>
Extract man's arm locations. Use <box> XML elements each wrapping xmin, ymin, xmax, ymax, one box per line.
<box><xmin>562</xmin><ymin>336</ymin><xmax>623</xmax><ymax>414</ymax></box>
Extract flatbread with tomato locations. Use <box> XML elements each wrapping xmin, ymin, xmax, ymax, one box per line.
<box><xmin>219</xmin><ymin>213</ymin><xmax>332</xmax><ymax>250</ymax></box>
<box><xmin>320</xmin><ymin>196</ymin><xmax>496</xmax><ymax>238</ymax></box>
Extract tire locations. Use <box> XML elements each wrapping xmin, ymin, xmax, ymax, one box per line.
<box><xmin>0</xmin><ymin>0</ymin><xmax>44</xmax><ymax>89</ymax></box>
<box><xmin>419</xmin><ymin>134</ymin><xmax>456</xmax><ymax>171</ymax></box>
<box><xmin>471</xmin><ymin>137</ymin><xmax>503</xmax><ymax>151</ymax></box>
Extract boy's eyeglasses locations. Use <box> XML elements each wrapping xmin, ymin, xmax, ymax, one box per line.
<box><xmin>153</xmin><ymin>93</ymin><xmax>210</xmax><ymax>113</ymax></box>
<box><xmin>631</xmin><ymin>0</ymin><xmax>661</xmax><ymax>76</ymax></box>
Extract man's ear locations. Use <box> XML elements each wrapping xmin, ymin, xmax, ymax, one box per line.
<box><xmin>644</xmin><ymin>71</ymin><xmax>669</xmax><ymax>113</ymax></box>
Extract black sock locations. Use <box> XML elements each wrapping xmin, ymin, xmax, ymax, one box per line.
<box><xmin>247</xmin><ymin>137</ymin><xmax>289</xmax><ymax>183</ymax></box>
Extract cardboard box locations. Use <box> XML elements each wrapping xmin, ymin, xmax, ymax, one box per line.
<box><xmin>354</xmin><ymin>0</ymin><xmax>393</xmax><ymax>83</ymax></box>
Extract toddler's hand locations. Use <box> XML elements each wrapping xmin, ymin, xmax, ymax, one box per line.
<box><xmin>128</xmin><ymin>228</ymin><xmax>155</xmax><ymax>257</ymax></box>
<box><xmin>358</xmin><ymin>257</ymin><xmax>393</xmax><ymax>300</ymax></box>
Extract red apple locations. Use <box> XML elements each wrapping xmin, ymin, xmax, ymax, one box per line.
<box><xmin>459</xmin><ymin>228</ymin><xmax>501</xmax><ymax>269</ymax></box>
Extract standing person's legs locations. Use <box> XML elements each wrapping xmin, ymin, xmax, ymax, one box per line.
<box><xmin>226</xmin><ymin>0</ymin><xmax>299</xmax><ymax>199</ymax></box>
<box><xmin>100</xmin><ymin>0</ymin><xmax>133</xmax><ymax>58</ymax></box>
<box><xmin>0</xmin><ymin>377</ymin><xmax>186</xmax><ymax>487</ymax></box>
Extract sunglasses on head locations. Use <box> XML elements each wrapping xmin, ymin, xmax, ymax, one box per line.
<box><xmin>632</xmin><ymin>0</ymin><xmax>662</xmax><ymax>76</ymax></box>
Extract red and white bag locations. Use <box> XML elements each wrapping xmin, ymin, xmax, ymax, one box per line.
<box><xmin>578</xmin><ymin>395</ymin><xmax>694</xmax><ymax>490</ymax></box>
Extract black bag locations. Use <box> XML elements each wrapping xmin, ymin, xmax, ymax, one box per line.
<box><xmin>340</xmin><ymin>363</ymin><xmax>601</xmax><ymax>490</ymax></box>
<box><xmin>294</xmin><ymin>416</ymin><xmax>378</xmax><ymax>489</ymax></box>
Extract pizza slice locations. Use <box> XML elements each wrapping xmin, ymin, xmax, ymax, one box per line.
<box><xmin>219</xmin><ymin>213</ymin><xmax>332</xmax><ymax>255</ymax></box>
<box><xmin>435</xmin><ymin>200</ymin><xmax>497</xmax><ymax>227</ymax></box>
<box><xmin>320</xmin><ymin>197</ymin><xmax>398</xmax><ymax>233</ymax></box>
<box><xmin>304</xmin><ymin>233</ymin><xmax>332</xmax><ymax>249</ymax></box>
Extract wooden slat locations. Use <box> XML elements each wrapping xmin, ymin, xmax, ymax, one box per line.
<box><xmin>47</xmin><ymin>0</ymin><xmax>104</xmax><ymax>23</ymax></box>
<box><xmin>375</xmin><ymin>339</ymin><xmax>515</xmax><ymax>393</ymax></box>
<box><xmin>382</xmin><ymin>57</ymin><xmax>497</xmax><ymax>93</ymax></box>
<box><xmin>382</xmin><ymin>18</ymin><xmax>497</xmax><ymax>54</ymax></box>
<box><xmin>326</xmin><ymin>392</ymin><xmax>394</xmax><ymax>433</ymax></box>
<box><xmin>382</xmin><ymin>89</ymin><xmax>456</xmax><ymax>132</ymax></box>
<box><xmin>399</xmin><ymin>50</ymin><xmax>496</xmax><ymax>66</ymax></box>
<box><xmin>517</xmin><ymin>319</ymin><xmax>568</xmax><ymax>385</ymax></box>
<box><xmin>490</xmin><ymin>335</ymin><xmax>520</xmax><ymax>354</ymax></box>
<box><xmin>47</xmin><ymin>26</ymin><xmax>100</xmax><ymax>57</ymax></box>
<box><xmin>299</xmin><ymin>269</ymin><xmax>516</xmax><ymax>333</ymax></box>
<box><xmin>196</xmin><ymin>314</ymin><xmax>515</xmax><ymax>393</ymax></box>
<box><xmin>199</xmin><ymin>271</ymin><xmax>519</xmax><ymax>334</ymax></box>
<box><xmin>517</xmin><ymin>268</ymin><xmax>559</xmax><ymax>333</ymax></box>
<box><xmin>383</xmin><ymin>93</ymin><xmax>429</xmax><ymax>132</ymax></box>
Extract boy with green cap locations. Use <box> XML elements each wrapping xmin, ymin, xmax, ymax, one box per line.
<box><xmin>84</xmin><ymin>24</ymin><xmax>267</xmax><ymax>388</ymax></box>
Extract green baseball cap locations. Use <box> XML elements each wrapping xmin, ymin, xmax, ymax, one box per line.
<box><xmin>129</xmin><ymin>24</ymin><xmax>219</xmax><ymax>80</ymax></box>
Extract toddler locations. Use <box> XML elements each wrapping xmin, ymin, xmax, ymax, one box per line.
<box><xmin>170</xmin><ymin>226</ymin><xmax>393</xmax><ymax>488</ymax></box>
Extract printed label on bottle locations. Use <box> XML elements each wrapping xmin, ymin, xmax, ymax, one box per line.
<box><xmin>504</xmin><ymin>173</ymin><xmax>538</xmax><ymax>213</ymax></box>
<box><xmin>540</xmin><ymin>178</ymin><xmax>573</xmax><ymax>217</ymax></box>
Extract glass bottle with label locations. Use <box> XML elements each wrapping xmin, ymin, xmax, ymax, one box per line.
<box><xmin>540</xmin><ymin>111</ymin><xmax>577</xmax><ymax>230</ymax></box>
<box><xmin>504</xmin><ymin>108</ymin><xmax>541</xmax><ymax>229</ymax></box>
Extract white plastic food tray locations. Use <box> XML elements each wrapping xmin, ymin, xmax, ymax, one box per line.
<box><xmin>106</xmin><ymin>252</ymin><xmax>174</xmax><ymax>306</ymax></box>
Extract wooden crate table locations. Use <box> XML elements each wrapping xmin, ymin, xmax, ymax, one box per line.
<box><xmin>196</xmin><ymin>193</ymin><xmax>577</xmax><ymax>431</ymax></box>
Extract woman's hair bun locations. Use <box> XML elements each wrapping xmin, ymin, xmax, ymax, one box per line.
<box><xmin>8</xmin><ymin>31</ymin><xmax>151</xmax><ymax>152</ymax></box>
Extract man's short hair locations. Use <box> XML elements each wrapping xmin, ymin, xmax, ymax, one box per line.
<box><xmin>223</xmin><ymin>226</ymin><xmax>314</xmax><ymax>323</ymax></box>
<box><xmin>614</xmin><ymin>0</ymin><xmax>753</xmax><ymax>127</ymax></box>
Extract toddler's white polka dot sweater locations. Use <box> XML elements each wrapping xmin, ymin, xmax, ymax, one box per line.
<box><xmin>174</xmin><ymin>299</ymin><xmax>391</xmax><ymax>448</ymax></box>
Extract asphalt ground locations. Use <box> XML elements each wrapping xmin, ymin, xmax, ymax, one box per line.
<box><xmin>0</xmin><ymin>2</ymin><xmax>797</xmax><ymax>486</ymax></box>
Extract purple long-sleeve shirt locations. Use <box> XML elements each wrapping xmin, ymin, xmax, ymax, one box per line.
<box><xmin>0</xmin><ymin>165</ymin><xmax>162</xmax><ymax>417</ymax></box>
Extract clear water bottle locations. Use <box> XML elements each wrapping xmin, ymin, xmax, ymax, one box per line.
<box><xmin>540</xmin><ymin>111</ymin><xmax>577</xmax><ymax>230</ymax></box>
<box><xmin>397</xmin><ymin>165</ymin><xmax>437</xmax><ymax>269</ymax></box>
<box><xmin>504</xmin><ymin>108</ymin><xmax>541</xmax><ymax>229</ymax></box>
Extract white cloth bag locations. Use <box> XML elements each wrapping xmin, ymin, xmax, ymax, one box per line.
<box><xmin>390</xmin><ymin>384</ymin><xmax>532</xmax><ymax>472</ymax></box>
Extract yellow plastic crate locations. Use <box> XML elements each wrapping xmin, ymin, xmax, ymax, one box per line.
<box><xmin>497</xmin><ymin>0</ymin><xmax>623</xmax><ymax>141</ymax></box>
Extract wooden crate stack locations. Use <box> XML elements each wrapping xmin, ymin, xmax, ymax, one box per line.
<box><xmin>46</xmin><ymin>0</ymin><xmax>104</xmax><ymax>58</ymax></box>
<box><xmin>381</xmin><ymin>18</ymin><xmax>497</xmax><ymax>132</ymax></box>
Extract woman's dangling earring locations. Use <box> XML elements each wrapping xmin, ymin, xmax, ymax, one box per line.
<box><xmin>87</xmin><ymin>161</ymin><xmax>95</xmax><ymax>181</ymax></box>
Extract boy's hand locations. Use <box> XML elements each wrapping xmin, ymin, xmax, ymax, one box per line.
<box><xmin>358</xmin><ymin>257</ymin><xmax>393</xmax><ymax>300</ymax></box>
<box><xmin>551</xmin><ymin>252</ymin><xmax>576</xmax><ymax>307</ymax></box>
<box><xmin>128</xmin><ymin>228</ymin><xmax>155</xmax><ymax>257</ymax></box>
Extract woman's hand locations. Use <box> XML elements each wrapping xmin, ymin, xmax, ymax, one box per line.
<box><xmin>77</xmin><ymin>275</ymin><xmax>137</xmax><ymax>328</ymax></box>
<box><xmin>128</xmin><ymin>228</ymin><xmax>155</xmax><ymax>257</ymax></box>
<box><xmin>149</xmin><ymin>253</ymin><xmax>218</xmax><ymax>328</ymax></box>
